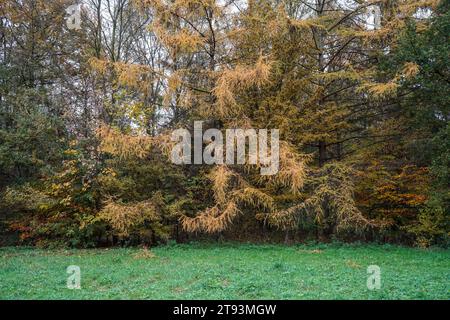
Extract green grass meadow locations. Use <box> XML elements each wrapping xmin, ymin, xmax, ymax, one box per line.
<box><xmin>0</xmin><ymin>243</ymin><xmax>449</xmax><ymax>300</ymax></box>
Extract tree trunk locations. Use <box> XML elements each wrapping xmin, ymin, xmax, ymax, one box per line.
<box><xmin>284</xmin><ymin>230</ymin><xmax>290</xmax><ymax>245</ymax></box>
<box><xmin>319</xmin><ymin>141</ymin><xmax>327</xmax><ymax>167</ymax></box>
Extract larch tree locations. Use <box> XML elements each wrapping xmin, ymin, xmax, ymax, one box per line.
<box><xmin>0</xmin><ymin>0</ymin><xmax>445</xmax><ymax>246</ymax></box>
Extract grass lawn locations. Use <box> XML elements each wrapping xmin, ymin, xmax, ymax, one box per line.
<box><xmin>0</xmin><ymin>243</ymin><xmax>448</xmax><ymax>300</ymax></box>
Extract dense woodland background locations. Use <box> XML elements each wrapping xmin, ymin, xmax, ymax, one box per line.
<box><xmin>0</xmin><ymin>0</ymin><xmax>448</xmax><ymax>248</ymax></box>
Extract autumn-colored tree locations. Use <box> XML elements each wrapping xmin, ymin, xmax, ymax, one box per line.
<box><xmin>0</xmin><ymin>0</ymin><xmax>447</xmax><ymax>247</ymax></box>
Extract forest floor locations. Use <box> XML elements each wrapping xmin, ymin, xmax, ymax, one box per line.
<box><xmin>0</xmin><ymin>243</ymin><xmax>448</xmax><ymax>300</ymax></box>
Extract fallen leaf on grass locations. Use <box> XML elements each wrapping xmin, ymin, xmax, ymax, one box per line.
<box><xmin>298</xmin><ymin>249</ymin><xmax>323</xmax><ymax>254</ymax></box>
<box><xmin>133</xmin><ymin>249</ymin><xmax>156</xmax><ymax>259</ymax></box>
